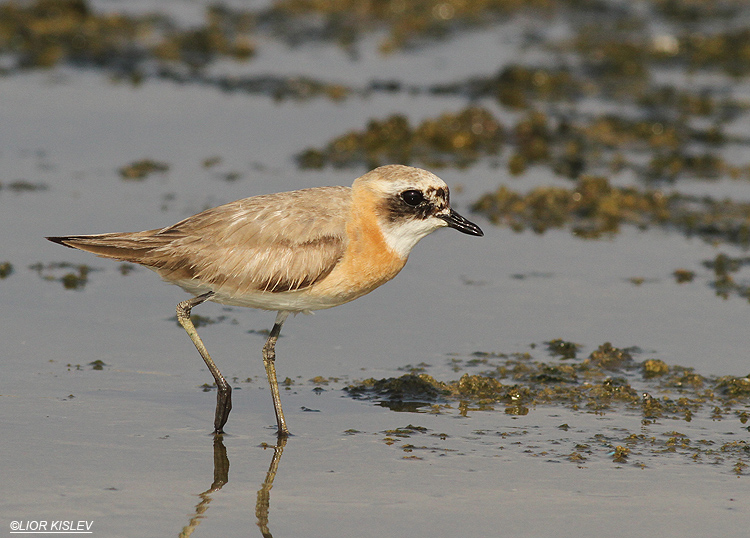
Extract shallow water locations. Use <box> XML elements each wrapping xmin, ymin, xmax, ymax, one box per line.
<box><xmin>2</xmin><ymin>2</ymin><xmax>749</xmax><ymax>537</ymax></box>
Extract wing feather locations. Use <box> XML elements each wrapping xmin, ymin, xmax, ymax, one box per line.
<box><xmin>50</xmin><ymin>186</ymin><xmax>352</xmax><ymax>296</ymax></box>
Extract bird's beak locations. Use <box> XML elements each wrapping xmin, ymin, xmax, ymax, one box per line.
<box><xmin>438</xmin><ymin>209</ymin><xmax>484</xmax><ymax>237</ymax></box>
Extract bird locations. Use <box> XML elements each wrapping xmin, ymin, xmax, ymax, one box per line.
<box><xmin>47</xmin><ymin>164</ymin><xmax>483</xmax><ymax>437</ymax></box>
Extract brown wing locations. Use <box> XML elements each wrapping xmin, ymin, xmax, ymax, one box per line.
<box><xmin>48</xmin><ymin>186</ymin><xmax>352</xmax><ymax>295</ymax></box>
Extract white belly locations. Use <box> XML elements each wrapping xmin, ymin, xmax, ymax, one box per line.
<box><xmin>170</xmin><ymin>277</ymin><xmax>347</xmax><ymax>313</ymax></box>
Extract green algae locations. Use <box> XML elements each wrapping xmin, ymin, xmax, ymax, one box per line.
<box><xmin>5</xmin><ymin>0</ymin><xmax>750</xmax><ymax>104</ymax></box>
<box><xmin>1</xmin><ymin>180</ymin><xmax>49</xmax><ymax>192</ymax></box>
<box><xmin>297</xmin><ymin>107</ymin><xmax>503</xmax><ymax>170</ymax></box>
<box><xmin>118</xmin><ymin>159</ymin><xmax>169</xmax><ymax>180</ymax></box>
<box><xmin>672</xmin><ymin>269</ymin><xmax>695</xmax><ymax>284</ymax></box>
<box><xmin>344</xmin><ymin>373</ymin><xmax>451</xmax><ymax>411</ymax></box>
<box><xmin>13</xmin><ymin>0</ymin><xmax>748</xmax><ymax>198</ymax></box>
<box><xmin>356</xmin><ymin>417</ymin><xmax>750</xmax><ymax>473</ymax></box>
<box><xmin>642</xmin><ymin>359</ymin><xmax>670</xmax><ymax>379</ymax></box>
<box><xmin>472</xmin><ymin>175</ymin><xmax>750</xmax><ymax>247</ymax></box>
<box><xmin>118</xmin><ymin>263</ymin><xmax>136</xmax><ymax>276</ymax></box>
<box><xmin>0</xmin><ymin>262</ymin><xmax>13</xmax><ymax>279</ymax></box>
<box><xmin>29</xmin><ymin>261</ymin><xmax>95</xmax><ymax>289</ymax></box>
<box><xmin>88</xmin><ymin>359</ymin><xmax>106</xmax><ymax>370</ymax></box>
<box><xmin>344</xmin><ymin>341</ymin><xmax>750</xmax><ymax>473</ymax></box>
<box><xmin>5</xmin><ymin>0</ymin><xmax>750</xmax><ymax>127</ymax></box>
<box><xmin>298</xmin><ymin>102</ymin><xmax>750</xmax><ymax>182</ymax></box>
<box><xmin>268</xmin><ymin>0</ymin><xmax>562</xmax><ymax>53</ymax></box>
<box><xmin>270</xmin><ymin>0</ymin><xmax>750</xmax><ymax>190</ymax></box>
<box><xmin>0</xmin><ymin>0</ymin><xmax>255</xmax><ymax>74</ymax></box>
<box><xmin>344</xmin><ymin>341</ymin><xmax>744</xmax><ymax>422</ymax></box>
<box><xmin>700</xmin><ymin>253</ymin><xmax>750</xmax><ymax>301</ymax></box>
<box><xmin>0</xmin><ymin>0</ymin><xmax>558</xmax><ymax>93</ymax></box>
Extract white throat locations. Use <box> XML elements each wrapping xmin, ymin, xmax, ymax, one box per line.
<box><xmin>380</xmin><ymin>217</ymin><xmax>445</xmax><ymax>259</ymax></box>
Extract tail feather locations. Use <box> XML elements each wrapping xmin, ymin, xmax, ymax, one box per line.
<box><xmin>45</xmin><ymin>233</ymin><xmax>163</xmax><ymax>263</ymax></box>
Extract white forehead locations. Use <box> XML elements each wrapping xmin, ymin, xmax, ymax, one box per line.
<box><xmin>354</xmin><ymin>165</ymin><xmax>448</xmax><ymax>194</ymax></box>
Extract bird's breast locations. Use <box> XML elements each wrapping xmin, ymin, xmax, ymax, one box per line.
<box><xmin>307</xmin><ymin>194</ymin><xmax>408</xmax><ymax>305</ymax></box>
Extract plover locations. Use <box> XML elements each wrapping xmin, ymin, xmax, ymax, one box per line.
<box><xmin>47</xmin><ymin>165</ymin><xmax>483</xmax><ymax>436</ymax></box>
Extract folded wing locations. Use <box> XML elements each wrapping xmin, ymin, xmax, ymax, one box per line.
<box><xmin>48</xmin><ymin>186</ymin><xmax>352</xmax><ymax>296</ymax></box>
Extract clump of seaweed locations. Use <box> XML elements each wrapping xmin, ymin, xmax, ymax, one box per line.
<box><xmin>118</xmin><ymin>159</ymin><xmax>169</xmax><ymax>180</ymax></box>
<box><xmin>546</xmin><ymin>339</ymin><xmax>580</xmax><ymax>359</ymax></box>
<box><xmin>298</xmin><ymin>102</ymin><xmax>750</xmax><ymax>182</ymax></box>
<box><xmin>344</xmin><ymin>374</ymin><xmax>451</xmax><ymax>412</ymax></box>
<box><xmin>345</xmin><ymin>341</ymin><xmax>747</xmax><ymax>422</ymax></box>
<box><xmin>267</xmin><ymin>0</ymin><xmax>560</xmax><ymax>53</ymax></box>
<box><xmin>29</xmin><ymin>261</ymin><xmax>96</xmax><ymax>289</ymax></box>
<box><xmin>297</xmin><ymin>107</ymin><xmax>503</xmax><ymax>169</ymax></box>
<box><xmin>0</xmin><ymin>180</ymin><xmax>49</xmax><ymax>192</ymax></box>
<box><xmin>702</xmin><ymin>253</ymin><xmax>750</xmax><ymax>301</ymax></box>
<box><xmin>0</xmin><ymin>262</ymin><xmax>13</xmax><ymax>279</ymax></box>
<box><xmin>472</xmin><ymin>175</ymin><xmax>750</xmax><ymax>246</ymax></box>
<box><xmin>0</xmin><ymin>0</ymin><xmax>255</xmax><ymax>75</ymax></box>
<box><xmin>344</xmin><ymin>340</ymin><xmax>750</xmax><ymax>473</ymax></box>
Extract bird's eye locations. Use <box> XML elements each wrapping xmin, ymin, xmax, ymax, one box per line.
<box><xmin>401</xmin><ymin>190</ymin><xmax>424</xmax><ymax>207</ymax></box>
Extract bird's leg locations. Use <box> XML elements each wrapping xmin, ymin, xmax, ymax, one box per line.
<box><xmin>176</xmin><ymin>292</ymin><xmax>232</xmax><ymax>434</ymax></box>
<box><xmin>263</xmin><ymin>311</ymin><xmax>291</xmax><ymax>437</ymax></box>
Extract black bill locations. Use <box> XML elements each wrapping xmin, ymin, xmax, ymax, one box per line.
<box><xmin>438</xmin><ymin>209</ymin><xmax>484</xmax><ymax>237</ymax></box>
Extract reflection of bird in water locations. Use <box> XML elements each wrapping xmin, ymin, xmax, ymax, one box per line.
<box><xmin>256</xmin><ymin>438</ymin><xmax>287</xmax><ymax>538</ymax></box>
<box><xmin>178</xmin><ymin>436</ymin><xmax>287</xmax><ymax>538</ymax></box>
<box><xmin>48</xmin><ymin>165</ymin><xmax>483</xmax><ymax>435</ymax></box>
<box><xmin>178</xmin><ymin>436</ymin><xmax>230</xmax><ymax>538</ymax></box>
